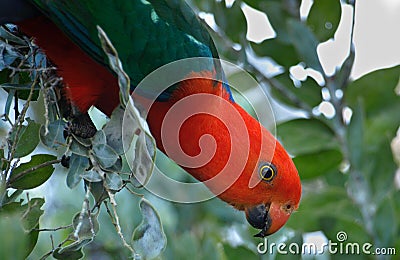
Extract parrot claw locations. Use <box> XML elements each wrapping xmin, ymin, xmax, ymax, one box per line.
<box><xmin>63</xmin><ymin>113</ymin><xmax>97</xmax><ymax>139</ymax></box>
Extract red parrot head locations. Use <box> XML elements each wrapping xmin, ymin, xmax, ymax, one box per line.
<box><xmin>243</xmin><ymin>131</ymin><xmax>301</xmax><ymax>237</ymax></box>
<box><xmin>214</xmin><ymin>118</ymin><xmax>302</xmax><ymax>237</ymax></box>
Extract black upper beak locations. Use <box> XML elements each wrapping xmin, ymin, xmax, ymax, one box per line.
<box><xmin>245</xmin><ymin>204</ymin><xmax>271</xmax><ymax>238</ymax></box>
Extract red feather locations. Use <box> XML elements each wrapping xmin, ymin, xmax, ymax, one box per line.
<box><xmin>17</xmin><ymin>16</ymin><xmax>119</xmax><ymax>116</ymax></box>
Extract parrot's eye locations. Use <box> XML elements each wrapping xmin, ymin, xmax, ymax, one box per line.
<box><xmin>259</xmin><ymin>163</ymin><xmax>277</xmax><ymax>182</ymax></box>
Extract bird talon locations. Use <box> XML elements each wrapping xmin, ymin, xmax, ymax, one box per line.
<box><xmin>63</xmin><ymin>113</ymin><xmax>97</xmax><ymax>139</ymax></box>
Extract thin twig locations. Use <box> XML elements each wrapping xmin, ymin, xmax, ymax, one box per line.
<box><xmin>36</xmin><ymin>224</ymin><xmax>73</xmax><ymax>232</ymax></box>
<box><xmin>5</xmin><ymin>77</ymin><xmax>38</xmax><ymax>174</ymax></box>
<box><xmin>322</xmin><ymin>1</ymin><xmax>358</xmax><ymax>163</ymax></box>
<box><xmin>104</xmin><ymin>198</ymin><xmax>136</xmax><ymax>254</ymax></box>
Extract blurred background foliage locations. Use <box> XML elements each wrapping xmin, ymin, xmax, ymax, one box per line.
<box><xmin>0</xmin><ymin>0</ymin><xmax>399</xmax><ymax>259</ymax></box>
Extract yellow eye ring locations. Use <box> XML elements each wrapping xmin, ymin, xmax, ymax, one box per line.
<box><xmin>259</xmin><ymin>163</ymin><xmax>277</xmax><ymax>182</ymax></box>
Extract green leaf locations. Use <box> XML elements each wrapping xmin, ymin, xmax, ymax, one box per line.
<box><xmin>102</xmin><ymin>107</ymin><xmax>125</xmax><ymax>154</ymax></box>
<box><xmin>67</xmin><ymin>154</ymin><xmax>89</xmax><ymax>189</ymax></box>
<box><xmin>92</xmin><ymin>130</ymin><xmax>107</xmax><ymax>146</ymax></box>
<box><xmin>346</xmin><ymin>73</ymin><xmax>398</xmax><ymax>209</ymax></box>
<box><xmin>300</xmin><ymin>77</ymin><xmax>323</xmax><ymax>106</ymax></box>
<box><xmin>92</xmin><ymin>143</ymin><xmax>119</xmax><ymax>169</ymax></box>
<box><xmin>9</xmin><ymin>154</ymin><xmax>56</xmax><ymax>189</ymax></box>
<box><xmin>112</xmin><ymin>90</ymin><xmax>156</xmax><ymax>186</ymax></box>
<box><xmin>346</xmin><ymin>66</ymin><xmax>400</xmax><ymax>147</ymax></box>
<box><xmin>53</xmin><ymin>247</ymin><xmax>84</xmax><ymax>260</ymax></box>
<box><xmin>21</xmin><ymin>198</ymin><xmax>44</xmax><ymax>232</ymax></box>
<box><xmin>307</xmin><ymin>0</ymin><xmax>341</xmax><ymax>42</ymax></box>
<box><xmin>272</xmin><ymin>73</ymin><xmax>322</xmax><ymax>108</ymax></box>
<box><xmin>364</xmin><ymin>107</ymin><xmax>400</xmax><ymax>150</ymax></box>
<box><xmin>0</xmin><ymin>197</ymin><xmax>42</xmax><ymax>259</ymax></box>
<box><xmin>251</xmin><ymin>1</ymin><xmax>297</xmax><ymax>44</ymax></box>
<box><xmin>98</xmin><ymin>26</ymin><xmax>130</xmax><ymax>107</ymax></box>
<box><xmin>0</xmin><ymin>212</ymin><xmax>37</xmax><ymax>259</ymax></box>
<box><xmin>0</xmin><ymin>42</ymin><xmax>20</xmax><ymax>68</ymax></box>
<box><xmin>373</xmin><ymin>196</ymin><xmax>397</xmax><ymax>247</ymax></box>
<box><xmin>346</xmin><ymin>65</ymin><xmax>400</xmax><ymax>116</ymax></box>
<box><xmin>190</xmin><ymin>0</ymin><xmax>214</xmax><ymax>12</ymax></box>
<box><xmin>86</xmin><ymin>181</ymin><xmax>108</xmax><ymax>203</ymax></box>
<box><xmin>0</xmin><ymin>68</ymin><xmax>11</xmax><ymax>84</ymax></box>
<box><xmin>287</xmin><ymin>19</ymin><xmax>323</xmax><ymax>73</ymax></box>
<box><xmin>81</xmin><ymin>170</ymin><xmax>102</xmax><ymax>183</ymax></box>
<box><xmin>4</xmin><ymin>88</ymin><xmax>14</xmax><ymax>117</ymax></box>
<box><xmin>213</xmin><ymin>1</ymin><xmax>247</xmax><ymax>43</ymax></box>
<box><xmin>223</xmin><ymin>245</ymin><xmax>257</xmax><ymax>259</ymax></box>
<box><xmin>347</xmin><ymin>100</ymin><xmax>364</xmax><ymax>170</ymax></box>
<box><xmin>1</xmin><ymin>73</ymin><xmax>39</xmax><ymax>101</ymax></box>
<box><xmin>293</xmin><ymin>149</ymin><xmax>342</xmax><ymax>179</ymax></box>
<box><xmin>27</xmin><ymin>228</ymin><xmax>40</xmax><ymax>259</ymax></box>
<box><xmin>131</xmin><ymin>134</ymin><xmax>156</xmax><ymax>186</ymax></box>
<box><xmin>243</xmin><ymin>0</ymin><xmax>285</xmax><ymax>10</ymax></box>
<box><xmin>72</xmin><ymin>135</ymin><xmax>92</xmax><ymax>147</ymax></box>
<box><xmin>286</xmin><ymin>187</ymin><xmax>362</xmax><ymax>233</ymax></box>
<box><xmin>40</xmin><ymin>120</ymin><xmax>66</xmax><ymax>150</ymax></box>
<box><xmin>0</xmin><ymin>26</ymin><xmax>26</xmax><ymax>44</ymax></box>
<box><xmin>132</xmin><ymin>199</ymin><xmax>166</xmax><ymax>259</ymax></box>
<box><xmin>69</xmin><ymin>139</ymin><xmax>89</xmax><ymax>157</ymax></box>
<box><xmin>364</xmin><ymin>140</ymin><xmax>398</xmax><ymax>201</ymax></box>
<box><xmin>250</xmin><ymin>39</ymin><xmax>300</xmax><ymax>68</ymax></box>
<box><xmin>0</xmin><ymin>148</ymin><xmax>6</xmax><ymax>170</ymax></box>
<box><xmin>10</xmin><ymin>119</ymin><xmax>40</xmax><ymax>158</ymax></box>
<box><xmin>322</xmin><ymin>169</ymin><xmax>347</xmax><ymax>188</ymax></box>
<box><xmin>122</xmin><ymin>101</ymin><xmax>156</xmax><ymax>186</ymax></box>
<box><xmin>104</xmin><ymin>172</ymin><xmax>123</xmax><ymax>191</ymax></box>
<box><xmin>0</xmin><ymin>201</ymin><xmax>23</xmax><ymax>214</ymax></box>
<box><xmin>277</xmin><ymin>118</ymin><xmax>338</xmax><ymax>155</ymax></box>
<box><xmin>106</xmin><ymin>156</ymin><xmax>123</xmax><ymax>172</ymax></box>
<box><xmin>1</xmin><ymin>189</ymin><xmax>23</xmax><ymax>205</ymax></box>
<box><xmin>72</xmin><ymin>212</ymin><xmax>99</xmax><ymax>240</ymax></box>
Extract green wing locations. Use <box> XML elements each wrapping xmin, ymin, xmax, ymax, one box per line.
<box><xmin>29</xmin><ymin>0</ymin><xmax>226</xmax><ymax>100</ymax></box>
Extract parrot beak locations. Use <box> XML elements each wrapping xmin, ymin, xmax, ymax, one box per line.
<box><xmin>245</xmin><ymin>202</ymin><xmax>292</xmax><ymax>237</ymax></box>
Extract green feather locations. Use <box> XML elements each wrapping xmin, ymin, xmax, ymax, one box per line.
<box><xmin>29</xmin><ymin>0</ymin><xmax>227</xmax><ymax>100</ymax></box>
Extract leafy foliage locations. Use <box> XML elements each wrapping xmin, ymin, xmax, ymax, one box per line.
<box><xmin>132</xmin><ymin>199</ymin><xmax>167</xmax><ymax>259</ymax></box>
<box><xmin>1</xmin><ymin>0</ymin><xmax>399</xmax><ymax>259</ymax></box>
<box><xmin>0</xmin><ymin>24</ymin><xmax>160</xmax><ymax>259</ymax></box>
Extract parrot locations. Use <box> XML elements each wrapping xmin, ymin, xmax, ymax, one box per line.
<box><xmin>0</xmin><ymin>0</ymin><xmax>301</xmax><ymax>237</ymax></box>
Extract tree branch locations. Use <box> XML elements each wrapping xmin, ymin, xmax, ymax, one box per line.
<box><xmin>36</xmin><ymin>225</ymin><xmax>73</xmax><ymax>232</ymax></box>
